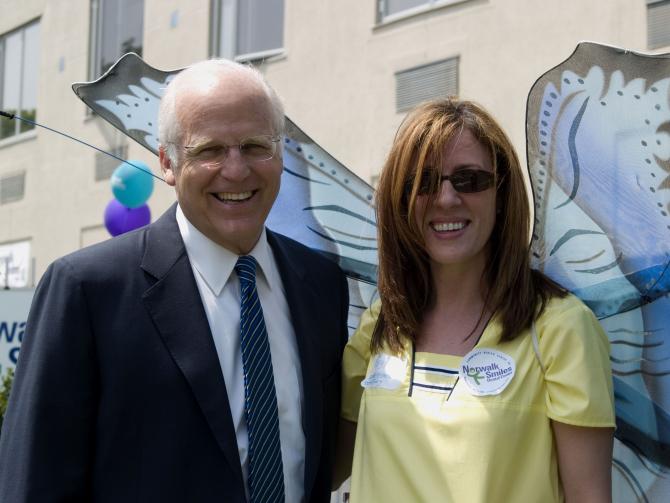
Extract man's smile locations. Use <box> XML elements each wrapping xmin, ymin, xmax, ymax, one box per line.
<box><xmin>212</xmin><ymin>190</ymin><xmax>256</xmax><ymax>203</ymax></box>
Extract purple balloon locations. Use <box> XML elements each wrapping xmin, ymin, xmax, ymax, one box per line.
<box><xmin>104</xmin><ymin>199</ymin><xmax>151</xmax><ymax>237</ymax></box>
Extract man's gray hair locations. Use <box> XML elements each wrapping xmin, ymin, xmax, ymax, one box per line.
<box><xmin>158</xmin><ymin>59</ymin><xmax>285</xmax><ymax>165</ymax></box>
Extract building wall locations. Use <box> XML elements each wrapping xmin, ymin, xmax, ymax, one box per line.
<box><xmin>0</xmin><ymin>0</ymin><xmax>660</xmax><ymax>282</ymax></box>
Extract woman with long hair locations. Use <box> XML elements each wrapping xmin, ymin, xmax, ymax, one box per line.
<box><xmin>338</xmin><ymin>98</ymin><xmax>615</xmax><ymax>502</ymax></box>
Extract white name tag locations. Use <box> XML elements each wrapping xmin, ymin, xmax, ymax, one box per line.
<box><xmin>460</xmin><ymin>348</ymin><xmax>515</xmax><ymax>396</ymax></box>
<box><xmin>361</xmin><ymin>353</ymin><xmax>407</xmax><ymax>390</ymax></box>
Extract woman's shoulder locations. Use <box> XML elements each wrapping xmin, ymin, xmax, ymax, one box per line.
<box><xmin>535</xmin><ymin>293</ymin><xmax>607</xmax><ymax>355</ymax></box>
<box><xmin>532</xmin><ymin>294</ymin><xmax>615</xmax><ymax>427</ymax></box>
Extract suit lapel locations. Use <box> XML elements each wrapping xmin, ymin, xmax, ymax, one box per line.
<box><xmin>267</xmin><ymin>231</ymin><xmax>323</xmax><ymax>499</ymax></box>
<box><xmin>140</xmin><ymin>205</ymin><xmax>244</xmax><ymax>488</ymax></box>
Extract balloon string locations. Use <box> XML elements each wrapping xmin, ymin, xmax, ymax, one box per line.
<box><xmin>0</xmin><ymin>110</ymin><xmax>166</xmax><ymax>184</ymax></box>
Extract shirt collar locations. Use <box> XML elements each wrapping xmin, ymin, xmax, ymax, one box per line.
<box><xmin>175</xmin><ymin>204</ymin><xmax>276</xmax><ymax>296</ymax></box>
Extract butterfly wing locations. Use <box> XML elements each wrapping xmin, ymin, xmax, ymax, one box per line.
<box><xmin>528</xmin><ymin>42</ymin><xmax>670</xmax><ymax>497</ymax></box>
<box><xmin>270</xmin><ymin>118</ymin><xmax>378</xmax><ymax>335</ymax></box>
<box><xmin>72</xmin><ymin>52</ymin><xmax>178</xmax><ymax>155</ymax></box>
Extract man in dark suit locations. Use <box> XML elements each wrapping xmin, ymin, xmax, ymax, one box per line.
<box><xmin>0</xmin><ymin>60</ymin><xmax>349</xmax><ymax>503</ymax></box>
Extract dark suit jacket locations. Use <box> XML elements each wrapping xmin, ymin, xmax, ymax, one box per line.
<box><xmin>0</xmin><ymin>204</ymin><xmax>349</xmax><ymax>503</ymax></box>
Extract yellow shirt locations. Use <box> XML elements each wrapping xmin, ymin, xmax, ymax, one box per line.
<box><xmin>341</xmin><ymin>295</ymin><xmax>615</xmax><ymax>503</ymax></box>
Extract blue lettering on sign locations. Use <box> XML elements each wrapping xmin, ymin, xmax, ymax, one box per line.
<box><xmin>0</xmin><ymin>321</ymin><xmax>26</xmax><ymax>343</ymax></box>
<box><xmin>9</xmin><ymin>347</ymin><xmax>20</xmax><ymax>364</ymax></box>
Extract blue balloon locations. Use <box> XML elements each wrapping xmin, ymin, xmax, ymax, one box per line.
<box><xmin>111</xmin><ymin>160</ymin><xmax>154</xmax><ymax>208</ymax></box>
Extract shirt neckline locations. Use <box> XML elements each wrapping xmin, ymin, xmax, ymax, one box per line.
<box><xmin>175</xmin><ymin>204</ymin><xmax>277</xmax><ymax>296</ymax></box>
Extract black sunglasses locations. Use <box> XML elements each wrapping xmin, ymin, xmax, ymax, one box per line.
<box><xmin>407</xmin><ymin>168</ymin><xmax>495</xmax><ymax>195</ymax></box>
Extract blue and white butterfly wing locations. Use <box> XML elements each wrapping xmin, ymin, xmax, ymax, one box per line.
<box><xmin>529</xmin><ymin>44</ymin><xmax>670</xmax><ymax>308</ymax></box>
<box><xmin>269</xmin><ymin>119</ymin><xmax>378</xmax><ymax>335</ymax></box>
<box><xmin>72</xmin><ymin>52</ymin><xmax>177</xmax><ymax>156</ymax></box>
<box><xmin>528</xmin><ymin>42</ymin><xmax>670</xmax><ymax>498</ymax></box>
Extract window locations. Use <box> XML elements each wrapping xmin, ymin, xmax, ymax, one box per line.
<box><xmin>0</xmin><ymin>172</ymin><xmax>26</xmax><ymax>204</ymax></box>
<box><xmin>395</xmin><ymin>58</ymin><xmax>459</xmax><ymax>112</ymax></box>
<box><xmin>210</xmin><ymin>0</ymin><xmax>284</xmax><ymax>61</ymax></box>
<box><xmin>89</xmin><ymin>0</ymin><xmax>144</xmax><ymax>78</ymax></box>
<box><xmin>378</xmin><ymin>0</ymin><xmax>462</xmax><ymax>23</ymax></box>
<box><xmin>0</xmin><ymin>20</ymin><xmax>40</xmax><ymax>141</ymax></box>
<box><xmin>648</xmin><ymin>0</ymin><xmax>670</xmax><ymax>49</ymax></box>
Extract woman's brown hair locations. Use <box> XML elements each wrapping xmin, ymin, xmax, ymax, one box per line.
<box><xmin>372</xmin><ymin>98</ymin><xmax>565</xmax><ymax>353</ymax></box>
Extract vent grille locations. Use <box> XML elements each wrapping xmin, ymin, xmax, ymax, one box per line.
<box><xmin>395</xmin><ymin>57</ymin><xmax>459</xmax><ymax>113</ymax></box>
<box><xmin>648</xmin><ymin>0</ymin><xmax>670</xmax><ymax>49</ymax></box>
<box><xmin>95</xmin><ymin>145</ymin><xmax>128</xmax><ymax>181</ymax></box>
<box><xmin>0</xmin><ymin>172</ymin><xmax>26</xmax><ymax>204</ymax></box>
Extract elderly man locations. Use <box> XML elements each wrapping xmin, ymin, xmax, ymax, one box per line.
<box><xmin>0</xmin><ymin>60</ymin><xmax>349</xmax><ymax>503</ymax></box>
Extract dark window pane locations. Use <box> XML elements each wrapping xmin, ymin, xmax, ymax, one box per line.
<box><xmin>19</xmin><ymin>22</ymin><xmax>39</xmax><ymax>133</ymax></box>
<box><xmin>648</xmin><ymin>0</ymin><xmax>670</xmax><ymax>49</ymax></box>
<box><xmin>99</xmin><ymin>0</ymin><xmax>144</xmax><ymax>76</ymax></box>
<box><xmin>1</xmin><ymin>31</ymin><xmax>21</xmax><ymax>139</ymax></box>
<box><xmin>385</xmin><ymin>0</ymin><xmax>428</xmax><ymax>16</ymax></box>
<box><xmin>236</xmin><ymin>0</ymin><xmax>283</xmax><ymax>57</ymax></box>
<box><xmin>0</xmin><ymin>21</ymin><xmax>39</xmax><ymax>139</ymax></box>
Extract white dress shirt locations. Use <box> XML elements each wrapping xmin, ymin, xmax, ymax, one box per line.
<box><xmin>176</xmin><ymin>206</ymin><xmax>305</xmax><ymax>503</ymax></box>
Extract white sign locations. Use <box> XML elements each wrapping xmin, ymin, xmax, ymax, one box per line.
<box><xmin>0</xmin><ymin>240</ymin><xmax>31</xmax><ymax>288</ymax></box>
<box><xmin>0</xmin><ymin>289</ymin><xmax>34</xmax><ymax>376</ymax></box>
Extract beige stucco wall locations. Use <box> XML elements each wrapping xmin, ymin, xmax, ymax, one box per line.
<box><xmin>0</xmin><ymin>0</ymin><xmax>659</xmax><ymax>282</ymax></box>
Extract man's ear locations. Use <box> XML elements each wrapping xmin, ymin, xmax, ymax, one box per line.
<box><xmin>159</xmin><ymin>146</ymin><xmax>176</xmax><ymax>186</ymax></box>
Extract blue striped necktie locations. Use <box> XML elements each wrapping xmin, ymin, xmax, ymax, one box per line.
<box><xmin>235</xmin><ymin>255</ymin><xmax>285</xmax><ymax>503</ymax></box>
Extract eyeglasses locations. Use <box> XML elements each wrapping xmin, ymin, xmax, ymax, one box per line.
<box><xmin>177</xmin><ymin>134</ymin><xmax>281</xmax><ymax>167</ymax></box>
<box><xmin>408</xmin><ymin>169</ymin><xmax>495</xmax><ymax>195</ymax></box>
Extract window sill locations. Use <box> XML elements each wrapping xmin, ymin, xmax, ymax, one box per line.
<box><xmin>235</xmin><ymin>48</ymin><xmax>286</xmax><ymax>64</ymax></box>
<box><xmin>374</xmin><ymin>0</ymin><xmax>472</xmax><ymax>29</ymax></box>
<box><xmin>0</xmin><ymin>130</ymin><xmax>38</xmax><ymax>150</ymax></box>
